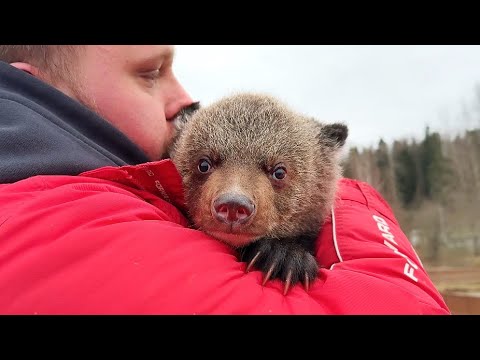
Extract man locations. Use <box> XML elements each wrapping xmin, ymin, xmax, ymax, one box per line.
<box><xmin>0</xmin><ymin>45</ymin><xmax>450</xmax><ymax>314</ymax></box>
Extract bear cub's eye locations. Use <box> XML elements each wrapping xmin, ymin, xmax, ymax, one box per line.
<box><xmin>198</xmin><ymin>158</ymin><xmax>212</xmax><ymax>173</ymax></box>
<box><xmin>272</xmin><ymin>166</ymin><xmax>287</xmax><ymax>180</ymax></box>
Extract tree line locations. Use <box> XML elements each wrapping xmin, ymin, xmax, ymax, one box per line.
<box><xmin>341</xmin><ymin>123</ymin><xmax>479</xmax><ymax>265</ymax></box>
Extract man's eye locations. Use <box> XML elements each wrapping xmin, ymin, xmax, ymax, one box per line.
<box><xmin>141</xmin><ymin>69</ymin><xmax>161</xmax><ymax>80</ymax></box>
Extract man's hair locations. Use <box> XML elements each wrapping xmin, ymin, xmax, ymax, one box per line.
<box><xmin>0</xmin><ymin>45</ymin><xmax>83</xmax><ymax>84</ymax></box>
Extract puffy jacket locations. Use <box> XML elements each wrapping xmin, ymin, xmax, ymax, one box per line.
<box><xmin>0</xmin><ymin>60</ymin><xmax>450</xmax><ymax>314</ymax></box>
<box><xmin>0</xmin><ymin>163</ymin><xmax>450</xmax><ymax>314</ymax></box>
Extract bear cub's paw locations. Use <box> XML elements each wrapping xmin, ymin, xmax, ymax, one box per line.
<box><xmin>239</xmin><ymin>238</ymin><xmax>319</xmax><ymax>295</ymax></box>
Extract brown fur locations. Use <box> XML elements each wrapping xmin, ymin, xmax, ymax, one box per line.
<box><xmin>170</xmin><ymin>92</ymin><xmax>348</xmax><ymax>292</ymax></box>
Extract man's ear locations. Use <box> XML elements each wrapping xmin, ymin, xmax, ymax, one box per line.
<box><xmin>9</xmin><ymin>62</ymin><xmax>40</xmax><ymax>77</ymax></box>
<box><xmin>318</xmin><ymin>122</ymin><xmax>349</xmax><ymax>148</ymax></box>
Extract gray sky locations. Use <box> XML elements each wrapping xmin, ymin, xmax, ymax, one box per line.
<box><xmin>173</xmin><ymin>45</ymin><xmax>480</xmax><ymax>150</ymax></box>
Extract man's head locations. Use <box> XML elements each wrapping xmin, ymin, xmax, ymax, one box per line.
<box><xmin>0</xmin><ymin>45</ymin><xmax>194</xmax><ymax>160</ymax></box>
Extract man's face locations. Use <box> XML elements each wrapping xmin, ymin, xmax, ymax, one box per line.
<box><xmin>67</xmin><ymin>45</ymin><xmax>194</xmax><ymax>161</ymax></box>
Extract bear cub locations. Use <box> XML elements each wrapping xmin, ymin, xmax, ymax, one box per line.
<box><xmin>169</xmin><ymin>92</ymin><xmax>348</xmax><ymax>295</ymax></box>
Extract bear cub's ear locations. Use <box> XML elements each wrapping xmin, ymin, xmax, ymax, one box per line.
<box><xmin>175</xmin><ymin>101</ymin><xmax>201</xmax><ymax>127</ymax></box>
<box><xmin>318</xmin><ymin>123</ymin><xmax>348</xmax><ymax>148</ymax></box>
<box><xmin>167</xmin><ymin>101</ymin><xmax>201</xmax><ymax>160</ymax></box>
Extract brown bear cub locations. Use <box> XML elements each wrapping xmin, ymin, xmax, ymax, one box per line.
<box><xmin>169</xmin><ymin>92</ymin><xmax>348</xmax><ymax>295</ymax></box>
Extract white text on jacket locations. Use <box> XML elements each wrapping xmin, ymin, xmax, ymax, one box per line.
<box><xmin>372</xmin><ymin>215</ymin><xmax>419</xmax><ymax>282</ymax></box>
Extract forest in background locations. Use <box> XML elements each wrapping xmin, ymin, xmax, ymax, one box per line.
<box><xmin>341</xmin><ymin>88</ymin><xmax>480</xmax><ymax>267</ymax></box>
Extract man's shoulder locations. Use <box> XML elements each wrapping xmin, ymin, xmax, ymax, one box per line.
<box><xmin>336</xmin><ymin>177</ymin><xmax>398</xmax><ymax>225</ymax></box>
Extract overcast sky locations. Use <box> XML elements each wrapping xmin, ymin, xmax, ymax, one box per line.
<box><xmin>173</xmin><ymin>45</ymin><xmax>480</xmax><ymax>150</ymax></box>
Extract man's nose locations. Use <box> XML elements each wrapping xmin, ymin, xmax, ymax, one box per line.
<box><xmin>165</xmin><ymin>80</ymin><xmax>196</xmax><ymax>121</ymax></box>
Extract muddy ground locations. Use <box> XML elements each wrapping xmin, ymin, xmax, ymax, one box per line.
<box><xmin>426</xmin><ymin>266</ymin><xmax>480</xmax><ymax>315</ymax></box>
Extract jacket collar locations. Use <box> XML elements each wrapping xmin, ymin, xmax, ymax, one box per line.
<box><xmin>80</xmin><ymin>159</ymin><xmax>186</xmax><ymax>211</ymax></box>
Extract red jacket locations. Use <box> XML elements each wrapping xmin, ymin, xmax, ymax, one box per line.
<box><xmin>0</xmin><ymin>160</ymin><xmax>450</xmax><ymax>314</ymax></box>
